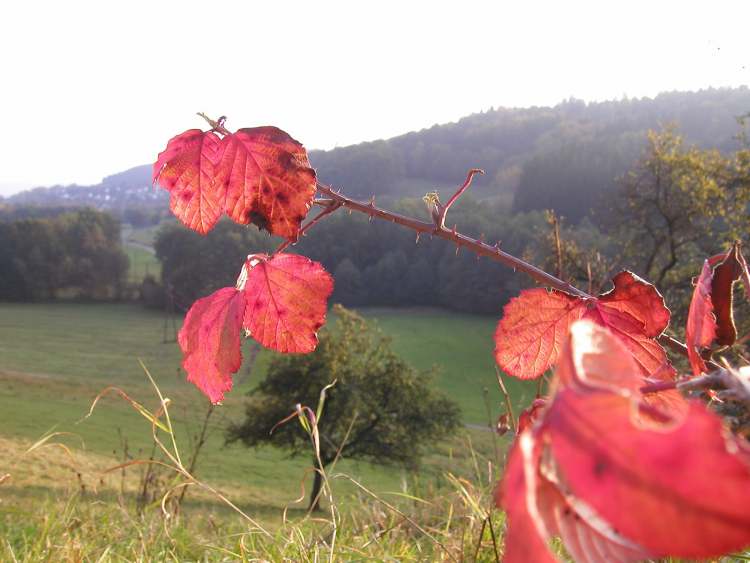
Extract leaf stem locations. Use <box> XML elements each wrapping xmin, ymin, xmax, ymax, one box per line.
<box><xmin>437</xmin><ymin>168</ymin><xmax>484</xmax><ymax>229</ymax></box>
<box><xmin>197</xmin><ymin>112</ymin><xmax>231</xmax><ymax>136</ymax></box>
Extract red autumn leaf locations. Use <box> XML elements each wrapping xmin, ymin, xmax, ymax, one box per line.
<box><xmin>545</xmin><ymin>389</ymin><xmax>750</xmax><ymax>558</ymax></box>
<box><xmin>221</xmin><ymin>127</ymin><xmax>317</xmax><ymax>240</ymax></box>
<box><xmin>595</xmin><ymin>271</ymin><xmax>670</xmax><ymax>337</ymax></box>
<box><xmin>495</xmin><ymin>271</ymin><xmax>671</xmax><ymax>380</ymax></box>
<box><xmin>712</xmin><ymin>243</ymin><xmax>745</xmax><ymax>346</ymax></box>
<box><xmin>686</xmin><ymin>260</ymin><xmax>717</xmax><ymax>375</ymax></box>
<box><xmin>494</xmin><ymin>288</ymin><xmax>584</xmax><ymax>379</ymax></box>
<box><xmin>178</xmin><ymin>287</ymin><xmax>246</xmax><ymax>404</ymax></box>
<box><xmin>154</xmin><ymin>126</ymin><xmax>316</xmax><ymax>239</ymax></box>
<box><xmin>153</xmin><ymin>129</ymin><xmax>225</xmax><ymax>234</ymax></box>
<box><xmin>242</xmin><ymin>253</ymin><xmax>333</xmax><ymax>353</ymax></box>
<box><xmin>583</xmin><ymin>272</ymin><xmax>672</xmax><ymax>378</ymax></box>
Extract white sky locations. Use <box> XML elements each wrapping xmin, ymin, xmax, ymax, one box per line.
<box><xmin>0</xmin><ymin>0</ymin><xmax>748</xmax><ymax>196</ymax></box>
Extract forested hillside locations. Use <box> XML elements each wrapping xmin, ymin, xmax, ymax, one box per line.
<box><xmin>310</xmin><ymin>87</ymin><xmax>750</xmax><ymax>220</ymax></box>
<box><xmin>8</xmin><ymin>88</ymin><xmax>750</xmax><ymax>224</ymax></box>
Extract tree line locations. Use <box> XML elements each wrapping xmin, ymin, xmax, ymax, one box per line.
<box><xmin>0</xmin><ymin>208</ymin><xmax>129</xmax><ymax>300</ymax></box>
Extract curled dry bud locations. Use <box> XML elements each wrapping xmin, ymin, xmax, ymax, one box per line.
<box><xmin>496</xmin><ymin>413</ymin><xmax>511</xmax><ymax>436</ymax></box>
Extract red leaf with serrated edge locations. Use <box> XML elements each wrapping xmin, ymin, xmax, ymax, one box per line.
<box><xmin>178</xmin><ymin>287</ymin><xmax>246</xmax><ymax>404</ymax></box>
<box><xmin>221</xmin><ymin>127</ymin><xmax>317</xmax><ymax>240</ymax></box>
<box><xmin>686</xmin><ymin>260</ymin><xmax>716</xmax><ymax>375</ymax></box>
<box><xmin>595</xmin><ymin>271</ymin><xmax>670</xmax><ymax>337</ymax></box>
<box><xmin>153</xmin><ymin>129</ymin><xmax>225</xmax><ymax>234</ymax></box>
<box><xmin>242</xmin><ymin>254</ymin><xmax>333</xmax><ymax>353</ymax></box>
<box><xmin>154</xmin><ymin>126</ymin><xmax>316</xmax><ymax>239</ymax></box>
<box><xmin>494</xmin><ymin>289</ymin><xmax>585</xmax><ymax>379</ymax></box>
<box><xmin>584</xmin><ymin>271</ymin><xmax>672</xmax><ymax>378</ymax></box>
<box><xmin>712</xmin><ymin>244</ymin><xmax>744</xmax><ymax>346</ymax></box>
<box><xmin>495</xmin><ymin>272</ymin><xmax>672</xmax><ymax>380</ymax></box>
<box><xmin>546</xmin><ymin>390</ymin><xmax>750</xmax><ymax>558</ymax></box>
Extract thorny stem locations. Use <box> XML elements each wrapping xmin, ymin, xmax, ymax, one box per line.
<box><xmin>315</xmin><ymin>182</ymin><xmax>589</xmax><ymax>298</ymax></box>
<box><xmin>313</xmin><ymin>180</ymin><xmax>717</xmax><ymax>370</ymax></box>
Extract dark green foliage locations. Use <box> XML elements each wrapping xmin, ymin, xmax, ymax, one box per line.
<box><xmin>0</xmin><ymin>209</ymin><xmax>128</xmax><ymax>300</ymax></box>
<box><xmin>154</xmin><ymin>220</ymin><xmax>276</xmax><ymax>309</ymax></box>
<box><xmin>227</xmin><ymin>306</ymin><xmax>461</xmax><ymax>508</ymax></box>
<box><xmin>311</xmin><ymin>88</ymin><xmax>750</xmax><ymax>210</ymax></box>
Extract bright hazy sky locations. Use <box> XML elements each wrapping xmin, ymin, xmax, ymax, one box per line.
<box><xmin>0</xmin><ymin>0</ymin><xmax>748</xmax><ymax>196</ymax></box>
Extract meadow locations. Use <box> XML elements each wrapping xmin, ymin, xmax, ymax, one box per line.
<box><xmin>0</xmin><ymin>302</ymin><xmax>542</xmax><ymax>559</ymax></box>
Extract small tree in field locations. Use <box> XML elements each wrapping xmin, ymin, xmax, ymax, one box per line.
<box><xmin>226</xmin><ymin>305</ymin><xmax>461</xmax><ymax>511</ymax></box>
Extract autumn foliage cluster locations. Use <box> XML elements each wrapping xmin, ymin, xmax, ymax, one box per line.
<box><xmin>154</xmin><ymin>116</ymin><xmax>750</xmax><ymax>561</ymax></box>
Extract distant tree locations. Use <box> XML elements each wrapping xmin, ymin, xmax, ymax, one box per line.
<box><xmin>226</xmin><ymin>305</ymin><xmax>461</xmax><ymax>511</ymax></box>
<box><xmin>617</xmin><ymin>126</ymin><xmax>750</xmax><ymax>304</ymax></box>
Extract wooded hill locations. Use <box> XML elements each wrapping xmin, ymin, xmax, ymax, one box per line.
<box><xmin>7</xmin><ymin>87</ymin><xmax>750</xmax><ymax>223</ymax></box>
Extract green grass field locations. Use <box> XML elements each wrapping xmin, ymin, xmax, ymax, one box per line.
<box><xmin>0</xmin><ymin>303</ymin><xmax>533</xmax><ymax>517</ymax></box>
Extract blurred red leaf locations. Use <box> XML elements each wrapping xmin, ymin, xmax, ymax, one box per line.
<box><xmin>154</xmin><ymin>126</ymin><xmax>316</xmax><ymax>239</ymax></box>
<box><xmin>497</xmin><ymin>320</ymin><xmax>750</xmax><ymax>561</ymax></box>
<box><xmin>686</xmin><ymin>260</ymin><xmax>717</xmax><ymax>375</ymax></box>
<box><xmin>495</xmin><ymin>433</ymin><xmax>557</xmax><ymax>563</ymax></box>
<box><xmin>153</xmin><ymin>129</ymin><xmax>225</xmax><ymax>234</ymax></box>
<box><xmin>557</xmin><ymin>320</ymin><xmax>686</xmax><ymax>421</ymax></box>
<box><xmin>555</xmin><ymin>321</ymin><xmax>643</xmax><ymax>395</ymax></box>
<box><xmin>536</xmin><ymin>456</ymin><xmax>651</xmax><ymax>563</ymax></box>
<box><xmin>546</xmin><ymin>390</ymin><xmax>750</xmax><ymax>558</ymax></box>
<box><xmin>517</xmin><ymin>398</ymin><xmax>548</xmax><ymax>434</ymax></box>
<box><xmin>242</xmin><ymin>253</ymin><xmax>333</xmax><ymax>353</ymax></box>
<box><xmin>178</xmin><ymin>287</ymin><xmax>246</xmax><ymax>404</ymax></box>
<box><xmin>497</xmin><ymin>427</ymin><xmax>650</xmax><ymax>563</ymax></box>
<box><xmin>495</xmin><ymin>272</ymin><xmax>671</xmax><ymax>380</ymax></box>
